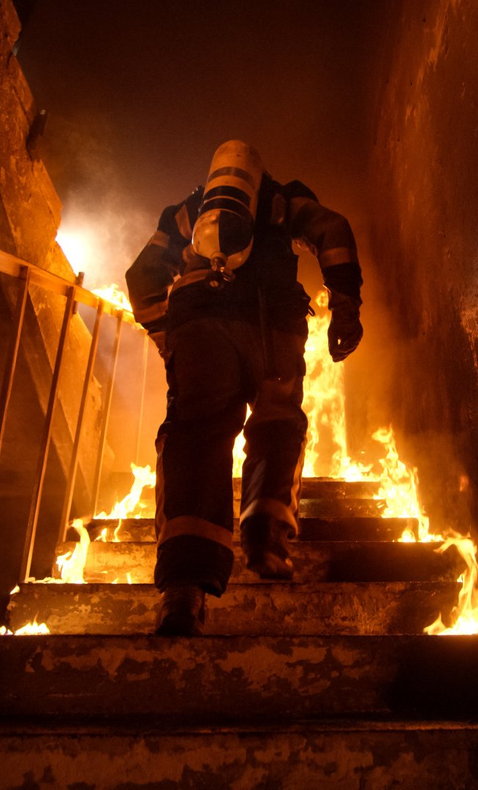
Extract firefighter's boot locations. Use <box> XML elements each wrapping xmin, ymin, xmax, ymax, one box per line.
<box><xmin>155</xmin><ymin>585</ymin><xmax>206</xmax><ymax>636</ymax></box>
<box><xmin>240</xmin><ymin>514</ymin><xmax>294</xmax><ymax>579</ymax></box>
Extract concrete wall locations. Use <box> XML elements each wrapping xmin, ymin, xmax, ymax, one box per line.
<box><xmin>0</xmin><ymin>0</ymin><xmax>70</xmax><ymax>273</ymax></box>
<box><xmin>360</xmin><ymin>0</ymin><xmax>478</xmax><ymax>533</ymax></box>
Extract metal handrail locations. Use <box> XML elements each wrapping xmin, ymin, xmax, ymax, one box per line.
<box><xmin>0</xmin><ymin>250</ymin><xmax>138</xmax><ymax>323</ymax></box>
<box><xmin>20</xmin><ymin>284</ymin><xmax>76</xmax><ymax>582</ymax></box>
<box><xmin>0</xmin><ymin>248</ymin><xmax>148</xmax><ymax>581</ymax></box>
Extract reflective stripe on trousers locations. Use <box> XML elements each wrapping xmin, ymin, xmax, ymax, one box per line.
<box><xmin>154</xmin><ymin>317</ymin><xmax>308</xmax><ymax>595</ymax></box>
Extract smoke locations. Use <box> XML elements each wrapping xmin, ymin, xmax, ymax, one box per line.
<box><xmin>57</xmin><ymin>200</ymin><xmax>154</xmax><ymax>291</ymax></box>
<box><xmin>44</xmin><ymin>113</ymin><xmax>157</xmax><ymax>290</ymax></box>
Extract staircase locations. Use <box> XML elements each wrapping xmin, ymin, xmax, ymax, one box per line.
<box><xmin>2</xmin><ymin>478</ymin><xmax>478</xmax><ymax>788</ymax></box>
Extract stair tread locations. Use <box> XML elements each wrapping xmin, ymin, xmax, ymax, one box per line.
<box><xmin>8</xmin><ymin>580</ymin><xmax>459</xmax><ymax>636</ymax></box>
<box><xmin>54</xmin><ymin>539</ymin><xmax>462</xmax><ymax>585</ymax></box>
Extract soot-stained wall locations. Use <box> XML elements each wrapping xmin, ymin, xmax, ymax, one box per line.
<box><xmin>360</xmin><ymin>0</ymin><xmax>478</xmax><ymax>533</ymax></box>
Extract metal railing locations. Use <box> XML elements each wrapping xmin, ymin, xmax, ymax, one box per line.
<box><xmin>0</xmin><ymin>249</ymin><xmax>149</xmax><ymax>582</ymax></box>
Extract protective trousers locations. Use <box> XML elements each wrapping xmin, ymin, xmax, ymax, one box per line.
<box><xmin>154</xmin><ymin>316</ymin><xmax>308</xmax><ymax>596</ymax></box>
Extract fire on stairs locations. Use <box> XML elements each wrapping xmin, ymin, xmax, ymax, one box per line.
<box><xmin>1</xmin><ymin>474</ymin><xmax>478</xmax><ymax>788</ymax></box>
<box><xmin>2</xmin><ymin>303</ymin><xmax>478</xmax><ymax>788</ymax></box>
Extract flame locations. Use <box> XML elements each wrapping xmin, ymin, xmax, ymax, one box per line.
<box><xmin>92</xmin><ymin>283</ymin><xmax>133</xmax><ymax>312</ymax></box>
<box><xmin>12</xmin><ymin>618</ymin><xmax>51</xmax><ymax>636</ymax></box>
<box><xmin>56</xmin><ymin>229</ymin><xmax>92</xmax><ymax>271</ymax></box>
<box><xmin>368</xmin><ymin>427</ymin><xmax>441</xmax><ymax>543</ymax></box>
<box><xmin>56</xmin><ymin>519</ymin><xmax>90</xmax><ymax>583</ymax></box>
<box><xmin>95</xmin><ymin>463</ymin><xmax>156</xmax><ymax>522</ymax></box>
<box><xmin>232</xmin><ymin>292</ymin><xmax>347</xmax><ymax>479</ymax></box>
<box><xmin>1</xmin><ymin>618</ymin><xmax>51</xmax><ymax>635</ymax></box>
<box><xmin>232</xmin><ymin>407</ymin><xmax>251</xmax><ymax>477</ymax></box>
<box><xmin>424</xmin><ymin>535</ymin><xmax>478</xmax><ymax>635</ymax></box>
<box><xmin>303</xmin><ymin>292</ymin><xmax>347</xmax><ymax>477</ymax></box>
<box><xmin>95</xmin><ymin>527</ymin><xmax>108</xmax><ymax>542</ymax></box>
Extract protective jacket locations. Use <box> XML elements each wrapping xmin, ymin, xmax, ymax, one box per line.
<box><xmin>126</xmin><ymin>175</ymin><xmax>362</xmax><ymax>340</ymax></box>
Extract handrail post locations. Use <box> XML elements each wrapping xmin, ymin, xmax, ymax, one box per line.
<box><xmin>58</xmin><ymin>299</ymin><xmax>104</xmax><ymax>543</ymax></box>
<box><xmin>91</xmin><ymin>309</ymin><xmax>124</xmax><ymax>517</ymax></box>
<box><xmin>0</xmin><ymin>266</ymin><xmax>30</xmax><ymax>457</ymax></box>
<box><xmin>20</xmin><ymin>285</ymin><xmax>76</xmax><ymax>582</ymax></box>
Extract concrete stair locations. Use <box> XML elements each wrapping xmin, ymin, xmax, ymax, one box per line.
<box><xmin>7</xmin><ymin>581</ymin><xmax>461</xmax><ymax>636</ymax></box>
<box><xmin>1</xmin><ymin>477</ymin><xmax>478</xmax><ymax>788</ymax></box>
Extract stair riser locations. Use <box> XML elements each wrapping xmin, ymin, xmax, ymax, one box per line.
<box><xmin>7</xmin><ymin>582</ymin><xmax>460</xmax><ymax>636</ymax></box>
<box><xmin>97</xmin><ymin>498</ymin><xmax>384</xmax><ymax>521</ymax></box>
<box><xmin>1</xmin><ymin>635</ymin><xmax>478</xmax><ymax>721</ymax></box>
<box><xmin>299</xmin><ymin>499</ymin><xmax>386</xmax><ymax>517</ymax></box>
<box><xmin>234</xmin><ymin>477</ymin><xmax>381</xmax><ymax>499</ymax></box>
<box><xmin>87</xmin><ymin>516</ymin><xmax>419</xmax><ymax>544</ymax></box>
<box><xmin>0</xmin><ymin>728</ymin><xmax>476</xmax><ymax>789</ymax></box>
<box><xmin>54</xmin><ymin>541</ymin><xmax>464</xmax><ymax>585</ymax></box>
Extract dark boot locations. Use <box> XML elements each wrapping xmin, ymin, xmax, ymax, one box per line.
<box><xmin>155</xmin><ymin>585</ymin><xmax>206</xmax><ymax>635</ymax></box>
<box><xmin>240</xmin><ymin>514</ymin><xmax>294</xmax><ymax>579</ymax></box>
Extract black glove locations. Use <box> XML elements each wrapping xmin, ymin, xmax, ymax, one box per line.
<box><xmin>327</xmin><ymin>290</ymin><xmax>363</xmax><ymax>362</ymax></box>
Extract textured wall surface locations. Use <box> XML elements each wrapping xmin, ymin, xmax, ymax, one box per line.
<box><xmin>0</xmin><ymin>0</ymin><xmax>70</xmax><ymax>274</ymax></box>
<box><xmin>361</xmin><ymin>0</ymin><xmax>478</xmax><ymax>532</ymax></box>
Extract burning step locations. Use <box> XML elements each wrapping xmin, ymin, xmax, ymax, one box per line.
<box><xmin>2</xmin><ymin>634</ymin><xmax>478</xmax><ymax>723</ymax></box>
<box><xmin>232</xmin><ymin>497</ymin><xmax>387</xmax><ymax>519</ymax></box>
<box><xmin>232</xmin><ymin>477</ymin><xmax>381</xmax><ymax>499</ymax></box>
<box><xmin>298</xmin><ymin>516</ymin><xmax>419</xmax><ymax>540</ymax></box>
<box><xmin>54</xmin><ymin>539</ymin><xmax>464</xmax><ymax>585</ymax></box>
<box><xmin>87</xmin><ymin>515</ymin><xmax>419</xmax><ymax>543</ymax></box>
<box><xmin>299</xmin><ymin>498</ymin><xmax>387</xmax><ymax>518</ymax></box>
<box><xmin>97</xmin><ymin>477</ymin><xmax>386</xmax><ymax>528</ymax></box>
<box><xmin>7</xmin><ymin>581</ymin><xmax>461</xmax><ymax>637</ymax></box>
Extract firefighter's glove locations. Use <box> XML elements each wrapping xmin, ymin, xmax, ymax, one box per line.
<box><xmin>149</xmin><ymin>330</ymin><xmax>172</xmax><ymax>365</ymax></box>
<box><xmin>327</xmin><ymin>291</ymin><xmax>363</xmax><ymax>363</ymax></box>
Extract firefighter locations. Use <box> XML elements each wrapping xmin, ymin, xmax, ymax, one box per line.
<box><xmin>126</xmin><ymin>141</ymin><xmax>363</xmax><ymax>635</ymax></box>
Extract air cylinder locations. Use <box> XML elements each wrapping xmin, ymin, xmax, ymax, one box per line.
<box><xmin>192</xmin><ymin>140</ymin><xmax>263</xmax><ymax>277</ymax></box>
